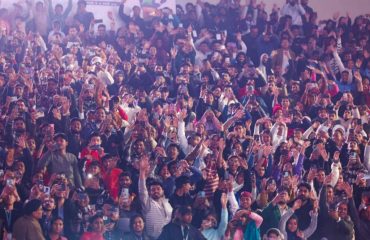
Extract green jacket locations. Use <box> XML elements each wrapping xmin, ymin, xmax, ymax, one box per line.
<box><xmin>260</xmin><ymin>203</ymin><xmax>284</xmax><ymax>235</ymax></box>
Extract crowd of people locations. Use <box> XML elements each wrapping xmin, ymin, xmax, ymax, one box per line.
<box><xmin>0</xmin><ymin>0</ymin><xmax>369</xmax><ymax>239</ymax></box>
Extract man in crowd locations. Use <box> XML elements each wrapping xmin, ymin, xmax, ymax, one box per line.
<box><xmin>0</xmin><ymin>0</ymin><xmax>368</xmax><ymax>239</ymax></box>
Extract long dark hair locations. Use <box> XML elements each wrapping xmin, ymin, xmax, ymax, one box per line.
<box><xmin>129</xmin><ymin>214</ymin><xmax>145</xmax><ymax>232</ymax></box>
<box><xmin>48</xmin><ymin>217</ymin><xmax>64</xmax><ymax>237</ymax></box>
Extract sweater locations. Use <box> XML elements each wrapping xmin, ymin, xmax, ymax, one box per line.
<box><xmin>37</xmin><ymin>151</ymin><xmax>82</xmax><ymax>188</ymax></box>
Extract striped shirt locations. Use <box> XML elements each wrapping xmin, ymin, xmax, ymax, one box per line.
<box><xmin>139</xmin><ymin>178</ymin><xmax>173</xmax><ymax>239</ymax></box>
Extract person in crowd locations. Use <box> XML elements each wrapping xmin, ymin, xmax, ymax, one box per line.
<box><xmin>200</xmin><ymin>193</ymin><xmax>228</xmax><ymax>240</ymax></box>
<box><xmin>279</xmin><ymin>197</ymin><xmax>318</xmax><ymax>240</ymax></box>
<box><xmin>37</xmin><ymin>133</ymin><xmax>82</xmax><ymax>188</ymax></box>
<box><xmin>138</xmin><ymin>155</ymin><xmax>172</xmax><ymax>239</ymax></box>
<box><xmin>123</xmin><ymin>214</ymin><xmax>153</xmax><ymax>240</ymax></box>
<box><xmin>79</xmin><ymin>214</ymin><xmax>105</xmax><ymax>240</ymax></box>
<box><xmin>0</xmin><ymin>185</ymin><xmax>22</xmax><ymax>238</ymax></box>
<box><xmin>0</xmin><ymin>0</ymin><xmax>368</xmax><ymax>239</ymax></box>
<box><xmin>158</xmin><ymin>205</ymin><xmax>206</xmax><ymax>240</ymax></box>
<box><xmin>260</xmin><ymin>187</ymin><xmax>290</xmax><ymax>236</ymax></box>
<box><xmin>13</xmin><ymin>199</ymin><xmax>45</xmax><ymax>240</ymax></box>
<box><xmin>46</xmin><ymin>217</ymin><xmax>67</xmax><ymax>240</ymax></box>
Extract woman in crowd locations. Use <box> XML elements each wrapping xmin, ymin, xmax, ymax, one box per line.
<box><xmin>0</xmin><ymin>0</ymin><xmax>368</xmax><ymax>239</ymax></box>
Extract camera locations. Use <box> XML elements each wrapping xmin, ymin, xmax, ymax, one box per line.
<box><xmin>90</xmin><ymin>145</ymin><xmax>101</xmax><ymax>150</ymax></box>
<box><xmin>60</xmin><ymin>183</ymin><xmax>67</xmax><ymax>191</ymax></box>
<box><xmin>6</xmin><ymin>179</ymin><xmax>14</xmax><ymax>187</ymax></box>
<box><xmin>43</xmin><ymin>186</ymin><xmax>50</xmax><ymax>195</ymax></box>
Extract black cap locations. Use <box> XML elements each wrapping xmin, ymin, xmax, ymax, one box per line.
<box><xmin>78</xmin><ymin>0</ymin><xmax>87</xmax><ymax>6</ymax></box>
<box><xmin>278</xmin><ymin>186</ymin><xmax>290</xmax><ymax>194</ymax></box>
<box><xmin>328</xmin><ymin>203</ymin><xmax>338</xmax><ymax>211</ymax></box>
<box><xmin>71</xmin><ymin>117</ymin><xmax>82</xmax><ymax>124</ymax></box>
<box><xmin>101</xmin><ymin>154</ymin><xmax>115</xmax><ymax>162</ymax></box>
<box><xmin>175</xmin><ymin>175</ymin><xmax>191</xmax><ymax>189</ymax></box>
<box><xmin>89</xmin><ymin>161</ymin><xmax>100</xmax><ymax>168</ymax></box>
<box><xmin>297</xmin><ymin>182</ymin><xmax>312</xmax><ymax>191</ymax></box>
<box><xmin>53</xmin><ymin>133</ymin><xmax>68</xmax><ymax>141</ymax></box>
<box><xmin>178</xmin><ymin>205</ymin><xmax>192</xmax><ymax>216</ymax></box>
<box><xmin>24</xmin><ymin>199</ymin><xmax>42</xmax><ymax>215</ymax></box>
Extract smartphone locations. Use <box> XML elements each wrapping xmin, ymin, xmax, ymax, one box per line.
<box><xmin>88</xmin><ymin>204</ymin><xmax>96</xmax><ymax>211</ymax></box>
<box><xmin>0</xmin><ymin>170</ymin><xmax>4</xmax><ymax>177</ymax></box>
<box><xmin>178</xmin><ymin>23</ymin><xmax>183</xmax><ymax>28</ymax></box>
<box><xmin>49</xmin><ymin>124</ymin><xmax>55</xmax><ymax>134</ymax></box>
<box><xmin>192</xmin><ymin>30</ymin><xmax>197</xmax><ymax>38</ymax></box>
<box><xmin>224</xmin><ymin>171</ymin><xmax>229</xmax><ymax>180</ymax></box>
<box><xmin>6</xmin><ymin>179</ymin><xmax>14</xmax><ymax>186</ymax></box>
<box><xmin>10</xmin><ymin>96</ymin><xmax>18</xmax><ymax>102</ymax></box>
<box><xmin>60</xmin><ymin>183</ymin><xmax>66</xmax><ymax>191</ymax></box>
<box><xmin>14</xmin><ymin>171</ymin><xmax>22</xmax><ymax>179</ymax></box>
<box><xmin>43</xmin><ymin>186</ymin><xmax>50</xmax><ymax>195</ymax></box>
<box><xmin>283</xmin><ymin>171</ymin><xmax>290</xmax><ymax>177</ymax></box>
<box><xmin>121</xmin><ymin>188</ymin><xmax>129</xmax><ymax>198</ymax></box>
<box><xmin>254</xmin><ymin>135</ymin><xmax>260</xmax><ymax>141</ymax></box>
<box><xmin>86</xmin><ymin>84</ymin><xmax>95</xmax><ymax>90</ymax></box>
<box><xmin>199</xmin><ymin>191</ymin><xmax>206</xmax><ymax>198</ymax></box>
<box><xmin>35</xmin><ymin>110</ymin><xmax>45</xmax><ymax>119</ymax></box>
<box><xmin>281</xmin><ymin>149</ymin><xmax>289</xmax><ymax>157</ymax></box>
<box><xmin>77</xmin><ymin>192</ymin><xmax>87</xmax><ymax>200</ymax></box>
<box><xmin>94</xmin><ymin>19</ymin><xmax>103</xmax><ymax>24</ymax></box>
<box><xmin>362</xmin><ymin>174</ymin><xmax>370</xmax><ymax>180</ymax></box>
<box><xmin>90</xmin><ymin>145</ymin><xmax>101</xmax><ymax>150</ymax></box>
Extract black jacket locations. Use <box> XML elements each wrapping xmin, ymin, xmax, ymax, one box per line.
<box><xmin>348</xmin><ymin>197</ymin><xmax>370</xmax><ymax>240</ymax></box>
<box><xmin>158</xmin><ymin>221</ymin><xmax>206</xmax><ymax>240</ymax></box>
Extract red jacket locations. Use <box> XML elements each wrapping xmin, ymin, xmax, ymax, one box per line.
<box><xmin>103</xmin><ymin>168</ymin><xmax>123</xmax><ymax>201</ymax></box>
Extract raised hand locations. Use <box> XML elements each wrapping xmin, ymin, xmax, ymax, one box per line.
<box><xmin>163</xmin><ymin>116</ymin><xmax>171</xmax><ymax>129</ymax></box>
<box><xmin>342</xmin><ymin>182</ymin><xmax>353</xmax><ymax>198</ymax></box>
<box><xmin>332</xmin><ymin>151</ymin><xmax>340</xmax><ymax>163</ymax></box>
<box><xmin>218</xmin><ymin>138</ymin><xmax>226</xmax><ymax>151</ymax></box>
<box><xmin>220</xmin><ymin>193</ymin><xmax>228</xmax><ymax>208</ymax></box>
<box><xmin>234</xmin><ymin>109</ymin><xmax>244</xmax><ymax>119</ymax></box>
<box><xmin>170</xmin><ymin>47</ymin><xmax>178</xmax><ymax>59</ymax></box>
<box><xmin>177</xmin><ymin>108</ymin><xmax>187</xmax><ymax>121</ymax></box>
<box><xmin>297</xmin><ymin>230</ymin><xmax>304</xmax><ymax>239</ymax></box>
<box><xmin>16</xmin><ymin>136</ymin><xmax>27</xmax><ymax>149</ymax></box>
<box><xmin>324</xmin><ymin>174</ymin><xmax>332</xmax><ymax>186</ymax></box>
<box><xmin>235</xmin><ymin>32</ymin><xmax>242</xmax><ymax>42</ymax></box>
<box><xmin>292</xmin><ymin>198</ymin><xmax>302</xmax><ymax>211</ymax></box>
<box><xmin>139</xmin><ymin>155</ymin><xmax>150</xmax><ymax>177</ymax></box>
<box><xmin>307</xmin><ymin>168</ymin><xmax>316</xmax><ymax>182</ymax></box>
<box><xmin>272</xmin><ymin>192</ymin><xmax>282</xmax><ymax>205</ymax></box>
<box><xmin>52</xmin><ymin>108</ymin><xmax>62</xmax><ymax>120</ymax></box>
<box><xmin>354</xmin><ymin>71</ymin><xmax>362</xmax><ymax>82</ymax></box>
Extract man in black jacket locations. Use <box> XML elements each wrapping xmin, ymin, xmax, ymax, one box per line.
<box><xmin>343</xmin><ymin>182</ymin><xmax>370</xmax><ymax>240</ymax></box>
<box><xmin>158</xmin><ymin>205</ymin><xmax>206</xmax><ymax>240</ymax></box>
<box><xmin>317</xmin><ymin>185</ymin><xmax>354</xmax><ymax>240</ymax></box>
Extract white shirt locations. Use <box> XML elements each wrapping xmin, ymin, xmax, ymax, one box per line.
<box><xmin>281</xmin><ymin>3</ymin><xmax>305</xmax><ymax>26</ymax></box>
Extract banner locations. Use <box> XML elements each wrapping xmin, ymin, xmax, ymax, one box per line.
<box><xmin>0</xmin><ymin>0</ymin><xmax>175</xmax><ymax>32</ymax></box>
<box><xmin>85</xmin><ymin>0</ymin><xmax>176</xmax><ymax>22</ymax></box>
